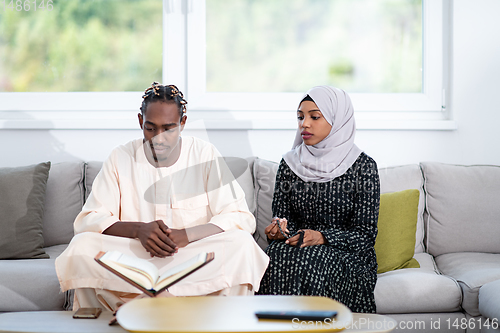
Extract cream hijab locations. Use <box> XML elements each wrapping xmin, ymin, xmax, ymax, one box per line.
<box><xmin>283</xmin><ymin>86</ymin><xmax>362</xmax><ymax>183</ymax></box>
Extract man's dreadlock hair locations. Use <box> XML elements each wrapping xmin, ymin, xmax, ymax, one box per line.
<box><xmin>140</xmin><ymin>82</ymin><xmax>187</xmax><ymax>118</ymax></box>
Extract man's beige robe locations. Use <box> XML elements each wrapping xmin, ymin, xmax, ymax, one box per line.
<box><xmin>55</xmin><ymin>136</ymin><xmax>269</xmax><ymax>296</ymax></box>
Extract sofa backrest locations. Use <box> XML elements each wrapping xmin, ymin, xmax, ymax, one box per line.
<box><xmin>42</xmin><ymin>162</ymin><xmax>85</xmax><ymax>247</ymax></box>
<box><xmin>252</xmin><ymin>158</ymin><xmax>280</xmax><ymax>250</ymax></box>
<box><xmin>40</xmin><ymin>158</ymin><xmax>500</xmax><ymax>258</ymax></box>
<box><xmin>378</xmin><ymin>164</ymin><xmax>426</xmax><ymax>254</ymax></box>
<box><xmin>421</xmin><ymin>162</ymin><xmax>500</xmax><ymax>256</ymax></box>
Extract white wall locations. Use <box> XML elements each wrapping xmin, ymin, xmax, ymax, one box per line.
<box><xmin>1</xmin><ymin>0</ymin><xmax>499</xmax><ymax>168</ymax></box>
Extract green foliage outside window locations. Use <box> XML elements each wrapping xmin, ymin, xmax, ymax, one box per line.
<box><xmin>0</xmin><ymin>0</ymin><xmax>162</xmax><ymax>92</ymax></box>
<box><xmin>206</xmin><ymin>0</ymin><xmax>422</xmax><ymax>93</ymax></box>
<box><xmin>0</xmin><ymin>0</ymin><xmax>421</xmax><ymax>94</ymax></box>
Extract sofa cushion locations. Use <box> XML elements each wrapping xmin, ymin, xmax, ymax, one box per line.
<box><xmin>375</xmin><ymin>252</ymin><xmax>462</xmax><ymax>314</ymax></box>
<box><xmin>0</xmin><ymin>162</ymin><xmax>51</xmax><ymax>259</ymax></box>
<box><xmin>479</xmin><ymin>279</ymin><xmax>500</xmax><ymax>321</ymax></box>
<box><xmin>378</xmin><ymin>164</ymin><xmax>425</xmax><ymax>254</ymax></box>
<box><xmin>42</xmin><ymin>162</ymin><xmax>85</xmax><ymax>247</ymax></box>
<box><xmin>375</xmin><ymin>189</ymin><xmax>420</xmax><ymax>273</ymax></box>
<box><xmin>421</xmin><ymin>162</ymin><xmax>500</xmax><ymax>256</ymax></box>
<box><xmin>0</xmin><ymin>244</ymin><xmax>67</xmax><ymax>311</ymax></box>
<box><xmin>252</xmin><ymin>158</ymin><xmax>279</xmax><ymax>250</ymax></box>
<box><xmin>435</xmin><ymin>252</ymin><xmax>500</xmax><ymax>316</ymax></box>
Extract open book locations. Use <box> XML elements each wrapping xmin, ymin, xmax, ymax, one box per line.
<box><xmin>94</xmin><ymin>251</ymin><xmax>215</xmax><ymax>297</ymax></box>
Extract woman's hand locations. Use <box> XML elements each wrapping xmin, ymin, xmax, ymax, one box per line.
<box><xmin>286</xmin><ymin>229</ymin><xmax>325</xmax><ymax>247</ymax></box>
<box><xmin>264</xmin><ymin>217</ymin><xmax>289</xmax><ymax>240</ymax></box>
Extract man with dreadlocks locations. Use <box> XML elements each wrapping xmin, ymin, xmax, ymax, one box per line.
<box><xmin>55</xmin><ymin>83</ymin><xmax>269</xmax><ymax>311</ymax></box>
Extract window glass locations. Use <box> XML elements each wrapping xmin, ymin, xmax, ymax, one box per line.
<box><xmin>0</xmin><ymin>0</ymin><xmax>162</xmax><ymax>92</ymax></box>
<box><xmin>206</xmin><ymin>0</ymin><xmax>422</xmax><ymax>93</ymax></box>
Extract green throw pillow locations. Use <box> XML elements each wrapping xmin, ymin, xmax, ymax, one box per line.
<box><xmin>0</xmin><ymin>162</ymin><xmax>51</xmax><ymax>259</ymax></box>
<box><xmin>375</xmin><ymin>189</ymin><xmax>420</xmax><ymax>273</ymax></box>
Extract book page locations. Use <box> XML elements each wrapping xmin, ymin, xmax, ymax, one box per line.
<box><xmin>155</xmin><ymin>252</ymin><xmax>208</xmax><ymax>291</ymax></box>
<box><xmin>100</xmin><ymin>251</ymin><xmax>160</xmax><ymax>290</ymax></box>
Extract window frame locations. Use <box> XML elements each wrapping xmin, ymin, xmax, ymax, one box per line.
<box><xmin>0</xmin><ymin>0</ymin><xmax>455</xmax><ymax>130</ymax></box>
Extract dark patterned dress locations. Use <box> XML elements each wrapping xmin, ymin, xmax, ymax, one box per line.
<box><xmin>258</xmin><ymin>153</ymin><xmax>380</xmax><ymax>313</ymax></box>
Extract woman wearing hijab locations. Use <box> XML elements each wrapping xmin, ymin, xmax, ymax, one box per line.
<box><xmin>258</xmin><ymin>86</ymin><xmax>380</xmax><ymax>313</ymax></box>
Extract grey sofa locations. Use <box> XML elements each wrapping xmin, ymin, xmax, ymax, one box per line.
<box><xmin>1</xmin><ymin>158</ymin><xmax>500</xmax><ymax>333</ymax></box>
